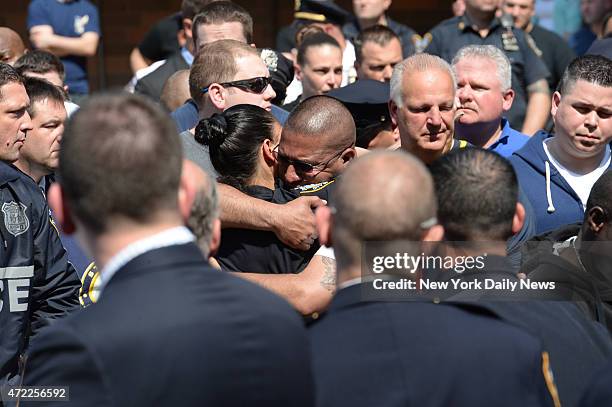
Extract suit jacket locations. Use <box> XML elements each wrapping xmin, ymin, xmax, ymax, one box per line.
<box><xmin>23</xmin><ymin>243</ymin><xmax>314</xmax><ymax>406</ymax></box>
<box><xmin>309</xmin><ymin>283</ymin><xmax>557</xmax><ymax>407</ymax></box>
<box><xmin>134</xmin><ymin>52</ymin><xmax>189</xmax><ymax>102</ymax></box>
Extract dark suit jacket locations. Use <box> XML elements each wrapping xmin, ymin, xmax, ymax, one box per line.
<box><xmin>23</xmin><ymin>243</ymin><xmax>314</xmax><ymax>406</ymax></box>
<box><xmin>134</xmin><ymin>52</ymin><xmax>189</xmax><ymax>102</ymax></box>
<box><xmin>309</xmin><ymin>283</ymin><xmax>556</xmax><ymax>407</ymax></box>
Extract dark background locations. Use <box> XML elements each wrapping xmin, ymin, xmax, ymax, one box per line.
<box><xmin>1</xmin><ymin>0</ymin><xmax>453</xmax><ymax>90</ymax></box>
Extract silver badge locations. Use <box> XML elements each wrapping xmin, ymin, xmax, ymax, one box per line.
<box><xmin>2</xmin><ymin>202</ymin><xmax>30</xmax><ymax>237</ymax></box>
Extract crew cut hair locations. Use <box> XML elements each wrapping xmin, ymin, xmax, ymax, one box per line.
<box><xmin>452</xmin><ymin>44</ymin><xmax>512</xmax><ymax>91</ymax></box>
<box><xmin>14</xmin><ymin>50</ymin><xmax>65</xmax><ymax>81</ymax></box>
<box><xmin>23</xmin><ymin>76</ymin><xmax>66</xmax><ymax>118</ymax></box>
<box><xmin>192</xmin><ymin>1</ymin><xmax>254</xmax><ymax>45</ymax></box>
<box><xmin>430</xmin><ymin>148</ymin><xmax>518</xmax><ymax>241</ymax></box>
<box><xmin>354</xmin><ymin>25</ymin><xmax>401</xmax><ymax>64</ymax></box>
<box><xmin>558</xmin><ymin>54</ymin><xmax>612</xmax><ymax>95</ymax></box>
<box><xmin>0</xmin><ymin>62</ymin><xmax>24</xmax><ymax>101</ymax></box>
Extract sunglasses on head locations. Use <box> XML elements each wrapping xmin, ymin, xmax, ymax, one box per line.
<box><xmin>201</xmin><ymin>76</ymin><xmax>271</xmax><ymax>94</ymax></box>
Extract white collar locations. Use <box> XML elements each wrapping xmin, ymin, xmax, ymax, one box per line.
<box><xmin>98</xmin><ymin>226</ymin><xmax>195</xmax><ymax>295</ymax></box>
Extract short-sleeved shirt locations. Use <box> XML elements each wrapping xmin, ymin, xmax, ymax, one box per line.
<box><xmin>426</xmin><ymin>14</ymin><xmax>550</xmax><ymax>130</ymax></box>
<box><xmin>138</xmin><ymin>13</ymin><xmax>182</xmax><ymax>63</ymax></box>
<box><xmin>27</xmin><ymin>0</ymin><xmax>100</xmax><ymax>95</ymax></box>
<box><xmin>528</xmin><ymin>25</ymin><xmax>575</xmax><ymax>92</ymax></box>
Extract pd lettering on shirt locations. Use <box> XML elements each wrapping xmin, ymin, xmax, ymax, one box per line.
<box><xmin>0</xmin><ymin>266</ymin><xmax>34</xmax><ymax>312</ymax></box>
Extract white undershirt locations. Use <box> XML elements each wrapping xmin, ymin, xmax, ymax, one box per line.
<box><xmin>543</xmin><ymin>139</ymin><xmax>611</xmax><ymax>209</ymax></box>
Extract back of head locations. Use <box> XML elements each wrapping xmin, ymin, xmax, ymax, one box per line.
<box><xmin>161</xmin><ymin>69</ymin><xmax>190</xmax><ymax>112</ymax></box>
<box><xmin>189</xmin><ymin>39</ymin><xmax>258</xmax><ymax>107</ymax></box>
<box><xmin>452</xmin><ymin>44</ymin><xmax>512</xmax><ymax>91</ymax></box>
<box><xmin>23</xmin><ymin>76</ymin><xmax>65</xmax><ymax>118</ymax></box>
<box><xmin>192</xmin><ymin>1</ymin><xmax>253</xmax><ymax>44</ymax></box>
<box><xmin>586</xmin><ymin>170</ymin><xmax>612</xmax><ymax>216</ymax></box>
<box><xmin>430</xmin><ymin>148</ymin><xmax>518</xmax><ymax>241</ymax></box>
<box><xmin>390</xmin><ymin>53</ymin><xmax>456</xmax><ymax>106</ymax></box>
<box><xmin>558</xmin><ymin>54</ymin><xmax>612</xmax><ymax>95</ymax></box>
<box><xmin>296</xmin><ymin>32</ymin><xmax>340</xmax><ymax>67</ymax></box>
<box><xmin>59</xmin><ymin>93</ymin><xmax>183</xmax><ymax>234</ymax></box>
<box><xmin>181</xmin><ymin>0</ymin><xmax>216</xmax><ymax>20</ymax></box>
<box><xmin>0</xmin><ymin>27</ymin><xmax>25</xmax><ymax>65</ymax></box>
<box><xmin>194</xmin><ymin>104</ymin><xmax>277</xmax><ymax>189</ymax></box>
<box><xmin>284</xmin><ymin>95</ymin><xmax>355</xmax><ymax>151</ymax></box>
<box><xmin>14</xmin><ymin>50</ymin><xmax>65</xmax><ymax>82</ymax></box>
<box><xmin>354</xmin><ymin>25</ymin><xmax>401</xmax><ymax>64</ymax></box>
<box><xmin>332</xmin><ymin>151</ymin><xmax>437</xmax><ymax>270</ymax></box>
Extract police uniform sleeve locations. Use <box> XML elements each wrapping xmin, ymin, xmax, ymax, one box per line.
<box><xmin>24</xmin><ymin>323</ymin><xmax>112</xmax><ymax>406</ymax></box>
<box><xmin>516</xmin><ymin>30</ymin><xmax>550</xmax><ymax>86</ymax></box>
<box><xmin>29</xmin><ymin>204</ymin><xmax>80</xmax><ymax>336</ymax></box>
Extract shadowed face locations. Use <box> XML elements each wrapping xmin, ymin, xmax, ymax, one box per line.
<box><xmin>0</xmin><ymin>82</ymin><xmax>32</xmax><ymax>162</ymax></box>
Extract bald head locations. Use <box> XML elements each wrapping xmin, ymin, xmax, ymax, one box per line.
<box><xmin>161</xmin><ymin>69</ymin><xmax>190</xmax><ymax>112</ymax></box>
<box><xmin>331</xmin><ymin>150</ymin><xmax>438</xmax><ymax>271</ymax></box>
<box><xmin>0</xmin><ymin>28</ymin><xmax>25</xmax><ymax>66</ymax></box>
<box><xmin>182</xmin><ymin>160</ymin><xmax>219</xmax><ymax>257</ymax></box>
<box><xmin>284</xmin><ymin>95</ymin><xmax>356</xmax><ymax>150</ymax></box>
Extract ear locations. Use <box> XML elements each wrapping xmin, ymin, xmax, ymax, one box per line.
<box><xmin>178</xmin><ymin>160</ymin><xmax>197</xmax><ymax>223</ymax></box>
<box><xmin>551</xmin><ymin>91</ymin><xmax>561</xmax><ymax>118</ymax></box>
<box><xmin>389</xmin><ymin>100</ymin><xmax>399</xmax><ymax>130</ymax></box>
<box><xmin>502</xmin><ymin>88</ymin><xmax>515</xmax><ymax>112</ymax></box>
<box><xmin>262</xmin><ymin>138</ymin><xmax>276</xmax><ymax>165</ymax></box>
<box><xmin>294</xmin><ymin>62</ymin><xmax>303</xmax><ymax>81</ymax></box>
<box><xmin>512</xmin><ymin>202</ymin><xmax>526</xmax><ymax>235</ymax></box>
<box><xmin>422</xmin><ymin>224</ymin><xmax>444</xmax><ymax>242</ymax></box>
<box><xmin>206</xmin><ymin>83</ymin><xmax>227</xmax><ymax>111</ymax></box>
<box><xmin>183</xmin><ymin>18</ymin><xmax>193</xmax><ymax>40</ymax></box>
<box><xmin>340</xmin><ymin>147</ymin><xmax>356</xmax><ymax>166</ymax></box>
<box><xmin>315</xmin><ymin>205</ymin><xmax>333</xmax><ymax>247</ymax></box>
<box><xmin>208</xmin><ymin>219</ymin><xmax>222</xmax><ymax>257</ymax></box>
<box><xmin>587</xmin><ymin>206</ymin><xmax>606</xmax><ymax>233</ymax></box>
<box><xmin>48</xmin><ymin>183</ymin><xmax>76</xmax><ymax>235</ymax></box>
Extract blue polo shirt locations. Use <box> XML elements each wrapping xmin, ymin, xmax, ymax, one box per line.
<box><xmin>27</xmin><ymin>0</ymin><xmax>100</xmax><ymax>95</ymax></box>
<box><xmin>489</xmin><ymin>118</ymin><xmax>530</xmax><ymax>158</ymax></box>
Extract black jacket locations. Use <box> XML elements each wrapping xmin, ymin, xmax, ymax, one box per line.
<box><xmin>0</xmin><ymin>161</ymin><xmax>80</xmax><ymax>385</ymax></box>
<box><xmin>134</xmin><ymin>52</ymin><xmax>189</xmax><ymax>102</ymax></box>
<box><xmin>24</xmin><ymin>243</ymin><xmax>314</xmax><ymax>406</ymax></box>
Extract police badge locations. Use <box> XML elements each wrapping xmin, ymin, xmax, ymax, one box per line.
<box><xmin>2</xmin><ymin>201</ymin><xmax>29</xmax><ymax>237</ymax></box>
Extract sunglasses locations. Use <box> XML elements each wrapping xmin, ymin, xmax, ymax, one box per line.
<box><xmin>273</xmin><ymin>145</ymin><xmax>351</xmax><ymax>176</ymax></box>
<box><xmin>201</xmin><ymin>76</ymin><xmax>271</xmax><ymax>94</ymax></box>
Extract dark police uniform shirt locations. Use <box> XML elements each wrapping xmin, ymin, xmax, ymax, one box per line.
<box><xmin>216</xmin><ymin>181</ymin><xmax>335</xmax><ymax>274</ymax></box>
<box><xmin>527</xmin><ymin>24</ymin><xmax>575</xmax><ymax>92</ymax></box>
<box><xmin>426</xmin><ymin>14</ymin><xmax>550</xmax><ymax>130</ymax></box>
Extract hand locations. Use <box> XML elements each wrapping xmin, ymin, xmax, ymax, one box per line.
<box><xmin>272</xmin><ymin>196</ymin><xmax>325</xmax><ymax>251</ymax></box>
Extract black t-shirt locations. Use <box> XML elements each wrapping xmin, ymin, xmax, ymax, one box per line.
<box><xmin>216</xmin><ymin>181</ymin><xmax>335</xmax><ymax>274</ymax></box>
<box><xmin>138</xmin><ymin>13</ymin><xmax>182</xmax><ymax>62</ymax></box>
<box><xmin>528</xmin><ymin>24</ymin><xmax>575</xmax><ymax>92</ymax></box>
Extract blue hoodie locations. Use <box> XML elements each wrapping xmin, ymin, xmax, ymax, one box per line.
<box><xmin>510</xmin><ymin>131</ymin><xmax>612</xmax><ymax>235</ymax></box>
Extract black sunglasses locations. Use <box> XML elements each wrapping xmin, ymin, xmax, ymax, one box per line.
<box><xmin>201</xmin><ymin>76</ymin><xmax>271</xmax><ymax>94</ymax></box>
<box><xmin>273</xmin><ymin>145</ymin><xmax>350</xmax><ymax>176</ymax></box>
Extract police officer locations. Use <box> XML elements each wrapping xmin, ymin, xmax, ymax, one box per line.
<box><xmin>425</xmin><ymin>0</ymin><xmax>551</xmax><ymax>135</ymax></box>
<box><xmin>0</xmin><ymin>63</ymin><xmax>80</xmax><ymax>386</ymax></box>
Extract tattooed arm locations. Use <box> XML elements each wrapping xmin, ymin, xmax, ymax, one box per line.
<box><xmin>232</xmin><ymin>253</ymin><xmax>336</xmax><ymax>315</ymax></box>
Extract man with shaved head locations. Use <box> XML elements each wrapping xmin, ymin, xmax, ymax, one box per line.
<box><xmin>0</xmin><ymin>27</ymin><xmax>26</xmax><ymax>66</ymax></box>
<box><xmin>309</xmin><ymin>150</ymin><xmax>560</xmax><ymax>407</ymax></box>
<box><xmin>161</xmin><ymin>69</ymin><xmax>190</xmax><ymax>112</ymax></box>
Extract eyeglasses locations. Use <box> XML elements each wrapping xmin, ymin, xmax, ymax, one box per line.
<box><xmin>273</xmin><ymin>144</ymin><xmax>351</xmax><ymax>176</ymax></box>
<box><xmin>201</xmin><ymin>76</ymin><xmax>271</xmax><ymax>94</ymax></box>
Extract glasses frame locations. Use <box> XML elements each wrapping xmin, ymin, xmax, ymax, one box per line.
<box><xmin>201</xmin><ymin>76</ymin><xmax>271</xmax><ymax>94</ymax></box>
<box><xmin>273</xmin><ymin>144</ymin><xmax>353</xmax><ymax>177</ymax></box>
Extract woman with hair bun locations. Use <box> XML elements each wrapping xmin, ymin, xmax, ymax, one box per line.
<box><xmin>195</xmin><ymin>104</ymin><xmax>320</xmax><ymax>275</ymax></box>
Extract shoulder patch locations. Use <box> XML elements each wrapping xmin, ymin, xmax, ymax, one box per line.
<box><xmin>2</xmin><ymin>202</ymin><xmax>29</xmax><ymax>237</ymax></box>
<box><xmin>79</xmin><ymin>262</ymin><xmax>100</xmax><ymax>307</ymax></box>
<box><xmin>412</xmin><ymin>33</ymin><xmax>432</xmax><ymax>53</ymax></box>
<box><xmin>296</xmin><ymin>180</ymin><xmax>335</xmax><ymax>194</ymax></box>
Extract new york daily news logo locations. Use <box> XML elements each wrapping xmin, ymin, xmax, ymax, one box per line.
<box><xmin>371</xmin><ymin>252</ymin><xmax>487</xmax><ymax>274</ymax></box>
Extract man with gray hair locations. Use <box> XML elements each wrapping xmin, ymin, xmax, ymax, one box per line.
<box><xmin>389</xmin><ymin>53</ymin><xmax>468</xmax><ymax>165</ymax></box>
<box><xmin>452</xmin><ymin>45</ymin><xmax>530</xmax><ymax>157</ymax></box>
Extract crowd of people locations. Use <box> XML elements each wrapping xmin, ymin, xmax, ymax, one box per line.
<box><xmin>1</xmin><ymin>0</ymin><xmax>612</xmax><ymax>405</ymax></box>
